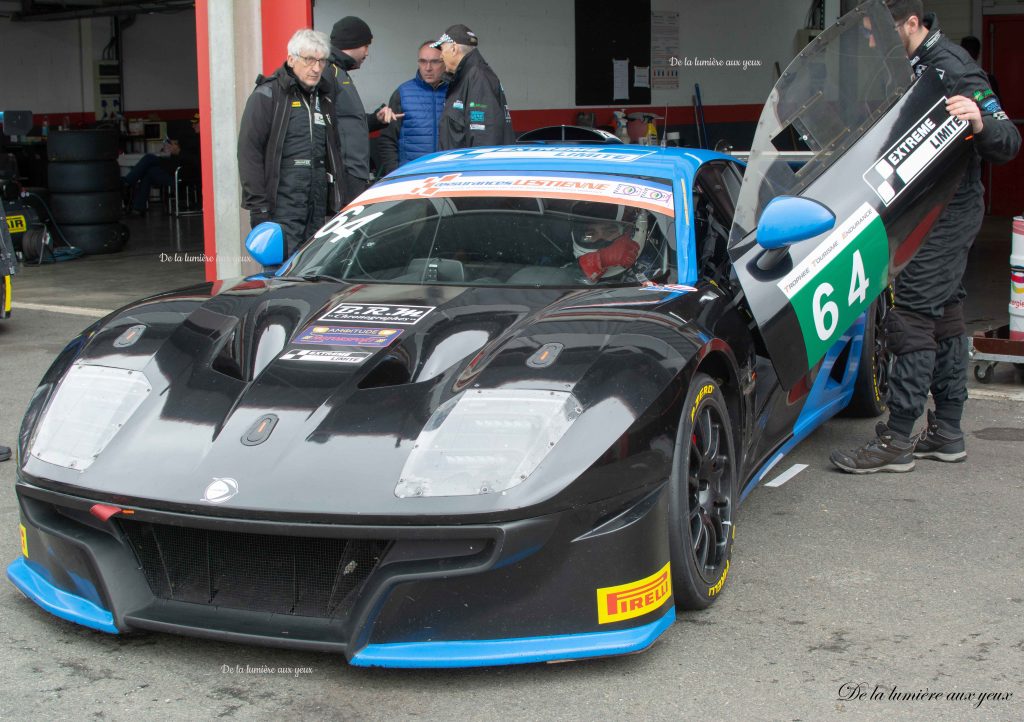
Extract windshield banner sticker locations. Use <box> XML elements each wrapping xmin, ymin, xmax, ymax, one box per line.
<box><xmin>296</xmin><ymin>326</ymin><xmax>403</xmax><ymax>347</ymax></box>
<box><xmin>280</xmin><ymin>349</ymin><xmax>373</xmax><ymax>364</ymax></box>
<box><xmin>353</xmin><ymin>171</ymin><xmax>675</xmax><ymax>217</ymax></box>
<box><xmin>426</xmin><ymin>146</ymin><xmax>656</xmax><ymax>163</ymax></box>
<box><xmin>319</xmin><ymin>303</ymin><xmax>435</xmax><ymax>325</ymax></box>
<box><xmin>862</xmin><ymin>96</ymin><xmax>968</xmax><ymax>206</ymax></box>
<box><xmin>777</xmin><ymin>202</ymin><xmax>888</xmax><ymax>365</ymax></box>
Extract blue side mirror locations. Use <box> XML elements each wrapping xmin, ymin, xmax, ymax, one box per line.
<box><xmin>756</xmin><ymin>196</ymin><xmax>835</xmax><ymax>250</ymax></box>
<box><xmin>244</xmin><ymin>222</ymin><xmax>285</xmax><ymax>266</ymax></box>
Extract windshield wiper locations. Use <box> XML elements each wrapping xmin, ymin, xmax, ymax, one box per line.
<box><xmin>285</xmin><ymin>273</ymin><xmax>347</xmax><ymax>284</ymax></box>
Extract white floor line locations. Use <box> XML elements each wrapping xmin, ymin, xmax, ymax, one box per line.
<box><xmin>14</xmin><ymin>302</ymin><xmax>113</xmax><ymax>318</ymax></box>
<box><xmin>764</xmin><ymin>463</ymin><xmax>808</xmax><ymax>488</ymax></box>
<box><xmin>969</xmin><ymin>387</ymin><xmax>1024</xmax><ymax>402</ymax></box>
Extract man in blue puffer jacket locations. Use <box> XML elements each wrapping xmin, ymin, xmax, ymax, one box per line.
<box><xmin>377</xmin><ymin>41</ymin><xmax>448</xmax><ymax>176</ymax></box>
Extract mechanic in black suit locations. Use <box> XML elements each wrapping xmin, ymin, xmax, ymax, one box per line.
<box><xmin>831</xmin><ymin>0</ymin><xmax>1020</xmax><ymax>474</ymax></box>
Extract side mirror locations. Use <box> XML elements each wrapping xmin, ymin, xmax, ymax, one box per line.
<box><xmin>244</xmin><ymin>222</ymin><xmax>284</xmax><ymax>266</ymax></box>
<box><xmin>756</xmin><ymin>196</ymin><xmax>835</xmax><ymax>250</ymax></box>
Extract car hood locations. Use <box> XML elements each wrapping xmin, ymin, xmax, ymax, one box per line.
<box><xmin>22</xmin><ymin>278</ymin><xmax>706</xmax><ymax>519</ymax></box>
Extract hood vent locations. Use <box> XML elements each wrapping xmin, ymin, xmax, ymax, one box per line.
<box><xmin>358</xmin><ymin>356</ymin><xmax>412</xmax><ymax>389</ymax></box>
<box><xmin>212</xmin><ymin>326</ymin><xmax>244</xmax><ymax>379</ymax></box>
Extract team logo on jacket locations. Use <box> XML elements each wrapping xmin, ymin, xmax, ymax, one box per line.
<box><xmin>203</xmin><ymin>478</ymin><xmax>239</xmax><ymax>504</ymax></box>
<box><xmin>596</xmin><ymin>562</ymin><xmax>672</xmax><ymax>624</ymax></box>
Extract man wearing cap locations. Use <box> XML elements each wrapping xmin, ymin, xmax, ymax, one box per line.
<box><xmin>327</xmin><ymin>16</ymin><xmax>401</xmax><ymax>205</ymax></box>
<box><xmin>431</xmin><ymin>24</ymin><xmax>514</xmax><ymax>149</ymax></box>
<box><xmin>377</xmin><ymin>41</ymin><xmax>449</xmax><ymax>176</ymax></box>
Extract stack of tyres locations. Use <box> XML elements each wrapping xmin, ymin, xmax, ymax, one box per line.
<box><xmin>47</xmin><ymin>129</ymin><xmax>128</xmax><ymax>255</ymax></box>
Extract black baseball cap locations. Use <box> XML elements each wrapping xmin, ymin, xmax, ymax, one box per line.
<box><xmin>430</xmin><ymin>24</ymin><xmax>478</xmax><ymax>48</ymax></box>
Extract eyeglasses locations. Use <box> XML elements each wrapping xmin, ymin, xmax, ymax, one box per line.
<box><xmin>418</xmin><ymin>59</ymin><xmax>444</xmax><ymax>66</ymax></box>
<box><xmin>296</xmin><ymin>55</ymin><xmax>328</xmax><ymax>68</ymax></box>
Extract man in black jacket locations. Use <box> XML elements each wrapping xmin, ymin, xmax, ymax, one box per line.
<box><xmin>831</xmin><ymin>0</ymin><xmax>1020</xmax><ymax>474</ymax></box>
<box><xmin>430</xmin><ymin>24</ymin><xmax>514</xmax><ymax>149</ymax></box>
<box><xmin>238</xmin><ymin>29</ymin><xmax>344</xmax><ymax>257</ymax></box>
<box><xmin>327</xmin><ymin>16</ymin><xmax>400</xmax><ymax>205</ymax></box>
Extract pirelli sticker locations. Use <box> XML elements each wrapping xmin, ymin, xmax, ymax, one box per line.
<box><xmin>319</xmin><ymin>303</ymin><xmax>434</xmax><ymax>325</ymax></box>
<box><xmin>596</xmin><ymin>562</ymin><xmax>672</xmax><ymax>624</ymax></box>
<box><xmin>862</xmin><ymin>96</ymin><xmax>968</xmax><ymax>206</ymax></box>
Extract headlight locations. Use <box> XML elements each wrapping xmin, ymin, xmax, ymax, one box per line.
<box><xmin>395</xmin><ymin>389</ymin><xmax>581</xmax><ymax>498</ymax></box>
<box><xmin>30</xmin><ymin>363</ymin><xmax>151</xmax><ymax>471</ymax></box>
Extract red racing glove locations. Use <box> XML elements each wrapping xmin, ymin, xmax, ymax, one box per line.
<box><xmin>578</xmin><ymin>236</ymin><xmax>640</xmax><ymax>281</ymax></box>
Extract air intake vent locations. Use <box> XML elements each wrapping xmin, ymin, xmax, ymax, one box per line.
<box><xmin>119</xmin><ymin>519</ymin><xmax>391</xmax><ymax>619</ymax></box>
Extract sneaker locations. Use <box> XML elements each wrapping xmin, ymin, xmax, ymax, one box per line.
<box><xmin>914</xmin><ymin>410</ymin><xmax>966</xmax><ymax>462</ymax></box>
<box><xmin>830</xmin><ymin>423</ymin><xmax>915</xmax><ymax>474</ymax></box>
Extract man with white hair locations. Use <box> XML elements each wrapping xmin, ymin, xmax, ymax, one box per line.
<box><xmin>238</xmin><ymin>28</ymin><xmax>345</xmax><ymax>256</ymax></box>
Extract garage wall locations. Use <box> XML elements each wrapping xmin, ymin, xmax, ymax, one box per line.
<box><xmin>122</xmin><ymin>10</ymin><xmax>198</xmax><ymax>113</ymax></box>
<box><xmin>0</xmin><ymin>9</ymin><xmax>198</xmax><ymax>119</ymax></box>
<box><xmin>0</xmin><ymin>18</ymin><xmax>94</xmax><ymax>115</ymax></box>
<box><xmin>312</xmin><ymin>0</ymin><xmax>814</xmax><ymax>116</ymax></box>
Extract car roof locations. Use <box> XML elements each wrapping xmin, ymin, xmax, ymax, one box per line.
<box><xmin>387</xmin><ymin>145</ymin><xmax>738</xmax><ymax>186</ymax></box>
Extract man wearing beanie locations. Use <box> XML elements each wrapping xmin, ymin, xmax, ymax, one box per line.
<box><xmin>327</xmin><ymin>16</ymin><xmax>400</xmax><ymax>205</ymax></box>
<box><xmin>430</xmin><ymin>24</ymin><xmax>514</xmax><ymax>149</ymax></box>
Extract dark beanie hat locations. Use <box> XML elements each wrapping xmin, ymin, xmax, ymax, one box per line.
<box><xmin>331</xmin><ymin>16</ymin><xmax>372</xmax><ymax>50</ymax></box>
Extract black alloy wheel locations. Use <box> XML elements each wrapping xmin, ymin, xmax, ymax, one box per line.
<box><xmin>668</xmin><ymin>373</ymin><xmax>736</xmax><ymax>609</ymax></box>
<box><xmin>844</xmin><ymin>291</ymin><xmax>892</xmax><ymax>417</ymax></box>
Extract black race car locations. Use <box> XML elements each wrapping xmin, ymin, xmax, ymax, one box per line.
<box><xmin>8</xmin><ymin>1</ymin><xmax>971</xmax><ymax>667</ymax></box>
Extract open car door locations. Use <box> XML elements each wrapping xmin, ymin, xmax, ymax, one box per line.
<box><xmin>729</xmin><ymin>0</ymin><xmax>972</xmax><ymax>390</ymax></box>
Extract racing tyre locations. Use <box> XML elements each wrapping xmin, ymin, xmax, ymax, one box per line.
<box><xmin>47</xmin><ymin>160</ymin><xmax>121</xmax><ymax>193</ymax></box>
<box><xmin>50</xmin><ymin>191</ymin><xmax>123</xmax><ymax>225</ymax></box>
<box><xmin>46</xmin><ymin>129</ymin><xmax>119</xmax><ymax>162</ymax></box>
<box><xmin>61</xmin><ymin>222</ymin><xmax>128</xmax><ymax>255</ymax></box>
<box><xmin>843</xmin><ymin>293</ymin><xmax>891</xmax><ymax>417</ymax></box>
<box><xmin>668</xmin><ymin>373</ymin><xmax>737</xmax><ymax>610</ymax></box>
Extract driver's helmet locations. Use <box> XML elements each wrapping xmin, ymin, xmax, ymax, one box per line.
<box><xmin>569</xmin><ymin>202</ymin><xmax>640</xmax><ymax>258</ymax></box>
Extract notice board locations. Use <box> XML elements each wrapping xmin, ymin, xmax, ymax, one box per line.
<box><xmin>575</xmin><ymin>0</ymin><xmax>652</xmax><ymax>106</ymax></box>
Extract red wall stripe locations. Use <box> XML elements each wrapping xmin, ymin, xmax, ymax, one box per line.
<box><xmin>509</xmin><ymin>104</ymin><xmax>762</xmax><ymax>131</ymax></box>
<box><xmin>261</xmin><ymin>4</ymin><xmax>313</xmax><ymax>76</ymax></box>
<box><xmin>193</xmin><ymin>0</ymin><xmax>215</xmax><ymax>281</ymax></box>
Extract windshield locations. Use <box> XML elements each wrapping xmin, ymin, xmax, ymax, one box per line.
<box><xmin>729</xmin><ymin>0</ymin><xmax>912</xmax><ymax>245</ymax></box>
<box><xmin>283</xmin><ymin>171</ymin><xmax>676</xmax><ymax>288</ymax></box>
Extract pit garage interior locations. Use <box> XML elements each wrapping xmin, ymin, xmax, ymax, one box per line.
<box><xmin>1</xmin><ymin>0</ymin><xmax>1023</xmax><ymax>718</ymax></box>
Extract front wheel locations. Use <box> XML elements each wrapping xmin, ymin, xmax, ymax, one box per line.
<box><xmin>668</xmin><ymin>373</ymin><xmax>737</xmax><ymax>610</ymax></box>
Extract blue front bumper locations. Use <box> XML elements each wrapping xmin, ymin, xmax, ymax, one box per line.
<box><xmin>351</xmin><ymin>607</ymin><xmax>675</xmax><ymax>668</ymax></box>
<box><xmin>7</xmin><ymin>557</ymin><xmax>119</xmax><ymax>634</ymax></box>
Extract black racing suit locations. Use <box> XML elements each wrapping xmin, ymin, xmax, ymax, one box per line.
<box><xmin>238</xmin><ymin>63</ymin><xmax>344</xmax><ymax>256</ymax></box>
<box><xmin>438</xmin><ymin>49</ymin><xmax>515</xmax><ymax>150</ymax></box>
<box><xmin>885</xmin><ymin>24</ymin><xmax>1020</xmax><ymax>435</ymax></box>
<box><xmin>327</xmin><ymin>52</ymin><xmax>385</xmax><ymax>205</ymax></box>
